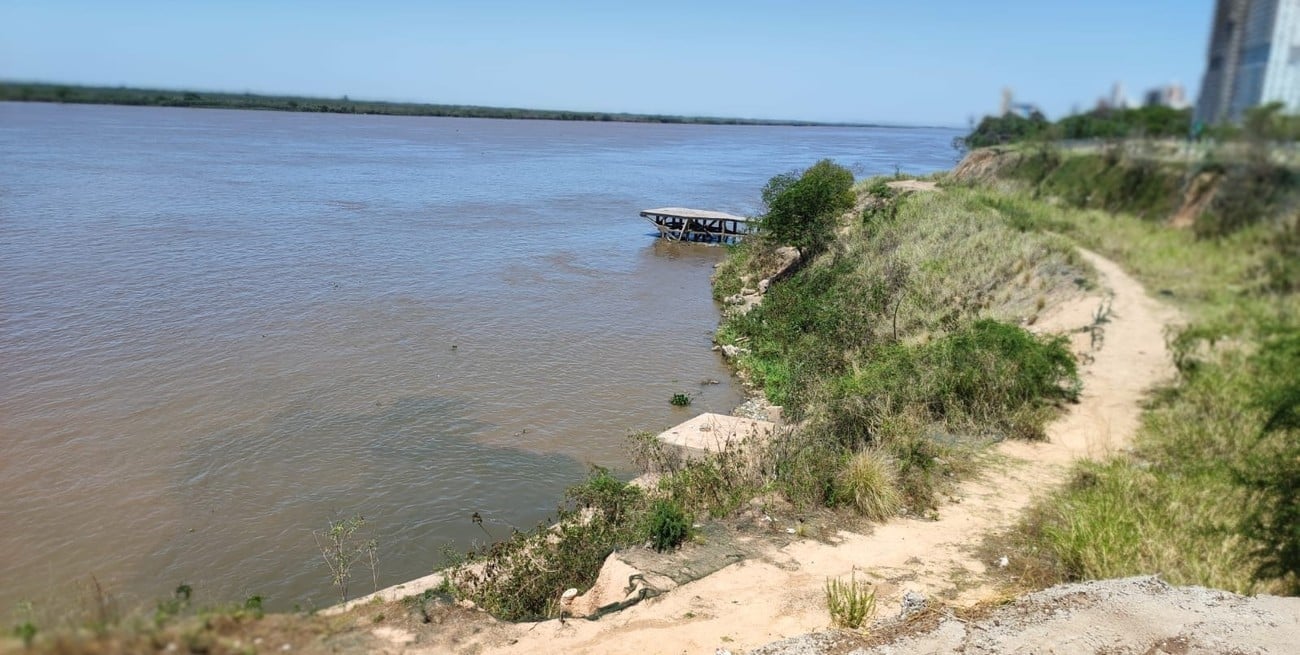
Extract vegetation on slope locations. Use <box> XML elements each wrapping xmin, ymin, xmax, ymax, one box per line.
<box><xmin>955</xmin><ymin>144</ymin><xmax>1300</xmax><ymax>595</ymax></box>
<box><xmin>432</xmin><ymin>162</ymin><xmax>1095</xmax><ymax>624</ymax></box>
<box><xmin>713</xmin><ymin>162</ymin><xmax>1088</xmax><ymax>513</ymax></box>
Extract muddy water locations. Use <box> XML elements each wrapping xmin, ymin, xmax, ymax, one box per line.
<box><xmin>0</xmin><ymin>102</ymin><xmax>961</xmax><ymax>611</ymax></box>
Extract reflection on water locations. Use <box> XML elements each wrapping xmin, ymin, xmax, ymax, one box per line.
<box><xmin>0</xmin><ymin>102</ymin><xmax>962</xmax><ymax>612</ymax></box>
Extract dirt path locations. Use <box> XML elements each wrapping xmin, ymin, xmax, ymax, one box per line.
<box><xmin>386</xmin><ymin>249</ymin><xmax>1180</xmax><ymax>654</ymax></box>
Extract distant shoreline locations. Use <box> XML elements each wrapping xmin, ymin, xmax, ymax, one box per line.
<box><xmin>0</xmin><ymin>81</ymin><xmax>923</xmax><ymax>129</ymax></box>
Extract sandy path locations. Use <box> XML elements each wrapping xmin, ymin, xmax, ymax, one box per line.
<box><xmin>392</xmin><ymin>250</ymin><xmax>1179</xmax><ymax>654</ymax></box>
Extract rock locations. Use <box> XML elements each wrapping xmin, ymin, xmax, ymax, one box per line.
<box><xmin>758</xmin><ymin>278</ymin><xmax>771</xmax><ymax>293</ymax></box>
<box><xmin>899</xmin><ymin>590</ymin><xmax>928</xmax><ymax>618</ymax></box>
<box><xmin>723</xmin><ymin>294</ymin><xmax>745</xmax><ymax>305</ymax></box>
<box><xmin>721</xmin><ymin>344</ymin><xmax>743</xmax><ymax>359</ymax></box>
<box><xmin>770</xmin><ymin>246</ymin><xmax>801</xmax><ymax>279</ymax></box>
<box><xmin>561</xmin><ymin>588</ymin><xmax>579</xmax><ymax>601</ymax></box>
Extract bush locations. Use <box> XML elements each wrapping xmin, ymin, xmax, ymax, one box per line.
<box><xmin>449</xmin><ymin>468</ymin><xmax>644</xmax><ymax>621</ymax></box>
<box><xmin>964</xmin><ymin>112</ymin><xmax>1052</xmax><ymax>149</ymax></box>
<box><xmin>824</xmin><ymin>320</ymin><xmax>1078</xmax><ymax>442</ymax></box>
<box><xmin>669</xmin><ymin>393</ymin><xmax>692</xmax><ymax>407</ymax></box>
<box><xmin>758</xmin><ymin>159</ymin><xmax>855</xmax><ymax>252</ymax></box>
<box><xmin>834</xmin><ymin>449</ymin><xmax>902</xmax><ymax>520</ymax></box>
<box><xmin>645</xmin><ymin>499</ymin><xmax>691</xmax><ymax>552</ymax></box>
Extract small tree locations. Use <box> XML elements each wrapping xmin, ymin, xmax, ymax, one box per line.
<box><xmin>758</xmin><ymin>159</ymin><xmax>855</xmax><ymax>253</ymax></box>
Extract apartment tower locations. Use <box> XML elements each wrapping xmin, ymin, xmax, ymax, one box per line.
<box><xmin>1195</xmin><ymin>0</ymin><xmax>1300</xmax><ymax>124</ymax></box>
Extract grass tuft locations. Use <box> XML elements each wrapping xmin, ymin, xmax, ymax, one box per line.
<box><xmin>834</xmin><ymin>449</ymin><xmax>902</xmax><ymax>521</ymax></box>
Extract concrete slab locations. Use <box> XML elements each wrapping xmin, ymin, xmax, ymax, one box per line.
<box><xmin>655</xmin><ymin>412</ymin><xmax>775</xmax><ymax>453</ymax></box>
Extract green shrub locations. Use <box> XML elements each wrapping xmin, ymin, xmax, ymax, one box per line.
<box><xmin>865</xmin><ymin>179</ymin><xmax>895</xmax><ymax>198</ymax></box>
<box><xmin>758</xmin><ymin>159</ymin><xmax>855</xmax><ymax>252</ymax></box>
<box><xmin>669</xmin><ymin>393</ymin><xmax>692</xmax><ymax>407</ymax></box>
<box><xmin>825</xmin><ymin>320</ymin><xmax>1077</xmax><ymax>441</ymax></box>
<box><xmin>567</xmin><ymin>466</ymin><xmax>643</xmax><ymax>525</ymax></box>
<box><xmin>645</xmin><ymin>500</ymin><xmax>691</xmax><ymax>552</ymax></box>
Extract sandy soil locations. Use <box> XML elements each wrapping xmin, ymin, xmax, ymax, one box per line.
<box><xmin>883</xmin><ymin>179</ymin><xmax>939</xmax><ymax>193</ymax></box>
<box><xmin>368</xmin><ymin>249</ymin><xmax>1182</xmax><ymax>654</ymax></box>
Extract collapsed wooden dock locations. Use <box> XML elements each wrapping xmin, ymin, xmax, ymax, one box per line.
<box><xmin>640</xmin><ymin>207</ymin><xmax>752</xmax><ymax>243</ymax></box>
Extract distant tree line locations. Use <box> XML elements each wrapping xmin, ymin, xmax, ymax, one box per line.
<box><xmin>0</xmin><ymin>81</ymin><xmax>873</xmax><ymax>127</ymax></box>
<box><xmin>962</xmin><ymin>102</ymin><xmax>1300</xmax><ymax>150</ymax></box>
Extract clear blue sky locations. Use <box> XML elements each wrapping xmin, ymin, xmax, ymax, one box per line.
<box><xmin>1</xmin><ymin>0</ymin><xmax>1214</xmax><ymax>126</ymax></box>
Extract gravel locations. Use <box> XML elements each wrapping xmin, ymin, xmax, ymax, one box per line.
<box><xmin>754</xmin><ymin>577</ymin><xmax>1300</xmax><ymax>655</ymax></box>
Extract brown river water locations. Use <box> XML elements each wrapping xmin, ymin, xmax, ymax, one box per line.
<box><xmin>0</xmin><ymin>102</ymin><xmax>961</xmax><ymax>613</ymax></box>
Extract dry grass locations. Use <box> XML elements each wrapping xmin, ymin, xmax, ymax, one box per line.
<box><xmin>835</xmin><ymin>449</ymin><xmax>903</xmax><ymax>521</ymax></box>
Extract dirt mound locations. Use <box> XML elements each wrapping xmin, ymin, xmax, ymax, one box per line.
<box><xmin>755</xmin><ymin>577</ymin><xmax>1300</xmax><ymax>654</ymax></box>
<box><xmin>949</xmin><ymin>148</ymin><xmax>1021</xmax><ymax>184</ymax></box>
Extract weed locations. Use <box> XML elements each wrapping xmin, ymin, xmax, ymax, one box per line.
<box><xmin>11</xmin><ymin>620</ymin><xmax>37</xmax><ymax>648</ymax></box>
<box><xmin>866</xmin><ymin>178</ymin><xmax>895</xmax><ymax>198</ymax></box>
<box><xmin>314</xmin><ymin>515</ymin><xmax>379</xmax><ymax>603</ymax></box>
<box><xmin>243</xmin><ymin>595</ymin><xmax>264</xmax><ymax>620</ymax></box>
<box><xmin>154</xmin><ymin>584</ymin><xmax>193</xmax><ymax>626</ymax></box>
<box><xmin>444</xmin><ymin>468</ymin><xmax>645</xmax><ymax>621</ymax></box>
<box><xmin>825</xmin><ymin>572</ymin><xmax>876</xmax><ymax>629</ymax></box>
<box><xmin>670</xmin><ymin>392</ymin><xmax>692</xmax><ymax>407</ymax></box>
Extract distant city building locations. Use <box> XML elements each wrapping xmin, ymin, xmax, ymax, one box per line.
<box><xmin>1143</xmin><ymin>83</ymin><xmax>1191</xmax><ymax>109</ymax></box>
<box><xmin>1195</xmin><ymin>0</ymin><xmax>1300</xmax><ymax>124</ymax></box>
<box><xmin>1110</xmin><ymin>81</ymin><xmax>1131</xmax><ymax>110</ymax></box>
<box><xmin>997</xmin><ymin>87</ymin><xmax>1043</xmax><ymax>118</ymax></box>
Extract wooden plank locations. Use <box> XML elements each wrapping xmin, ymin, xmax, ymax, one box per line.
<box><xmin>641</xmin><ymin>207</ymin><xmax>751</xmax><ymax>223</ymax></box>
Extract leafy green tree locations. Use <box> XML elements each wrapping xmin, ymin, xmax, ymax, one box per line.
<box><xmin>758</xmin><ymin>159</ymin><xmax>855</xmax><ymax>252</ymax></box>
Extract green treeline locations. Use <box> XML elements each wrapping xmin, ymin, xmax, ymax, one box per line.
<box><xmin>964</xmin><ymin>105</ymin><xmax>1194</xmax><ymax>148</ymax></box>
<box><xmin>0</xmin><ymin>81</ymin><xmax>863</xmax><ymax>127</ymax></box>
<box><xmin>963</xmin><ymin>101</ymin><xmax>1300</xmax><ymax>149</ymax></box>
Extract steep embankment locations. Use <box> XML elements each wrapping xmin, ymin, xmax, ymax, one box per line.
<box><xmin>362</xmin><ymin>243</ymin><xmax>1177</xmax><ymax>654</ymax></box>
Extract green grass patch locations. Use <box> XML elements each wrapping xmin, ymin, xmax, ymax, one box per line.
<box><xmin>965</xmin><ymin>154</ymin><xmax>1300</xmax><ymax>595</ymax></box>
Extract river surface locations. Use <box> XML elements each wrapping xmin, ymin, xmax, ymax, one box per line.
<box><xmin>0</xmin><ymin>102</ymin><xmax>961</xmax><ymax>612</ymax></box>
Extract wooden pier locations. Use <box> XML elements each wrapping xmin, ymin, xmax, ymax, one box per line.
<box><xmin>640</xmin><ymin>207</ymin><xmax>752</xmax><ymax>243</ymax></box>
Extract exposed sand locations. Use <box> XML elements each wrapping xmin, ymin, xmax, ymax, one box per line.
<box><xmin>370</xmin><ymin>249</ymin><xmax>1182</xmax><ymax>654</ymax></box>
<box><xmin>883</xmin><ymin>179</ymin><xmax>939</xmax><ymax>193</ymax></box>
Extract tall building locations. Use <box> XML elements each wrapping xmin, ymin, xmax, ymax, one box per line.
<box><xmin>1144</xmin><ymin>83</ymin><xmax>1191</xmax><ymax>109</ymax></box>
<box><xmin>1195</xmin><ymin>0</ymin><xmax>1300</xmax><ymax>124</ymax></box>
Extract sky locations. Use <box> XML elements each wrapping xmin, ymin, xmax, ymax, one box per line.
<box><xmin>0</xmin><ymin>0</ymin><xmax>1215</xmax><ymax>126</ymax></box>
